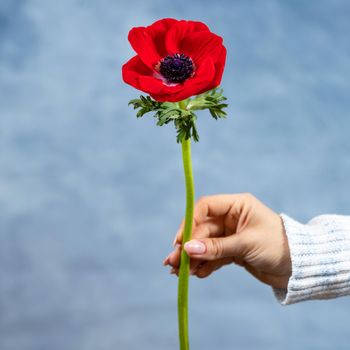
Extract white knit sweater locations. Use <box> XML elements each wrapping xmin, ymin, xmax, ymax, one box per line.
<box><xmin>273</xmin><ymin>213</ymin><xmax>350</xmax><ymax>305</ymax></box>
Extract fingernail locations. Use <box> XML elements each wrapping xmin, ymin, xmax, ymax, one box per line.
<box><xmin>184</xmin><ymin>240</ymin><xmax>206</xmax><ymax>255</ymax></box>
<box><xmin>172</xmin><ymin>237</ymin><xmax>177</xmax><ymax>247</ymax></box>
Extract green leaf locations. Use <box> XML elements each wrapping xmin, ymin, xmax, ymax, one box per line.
<box><xmin>186</xmin><ymin>87</ymin><xmax>229</xmax><ymax>121</ymax></box>
<box><xmin>127</xmin><ymin>87</ymin><xmax>229</xmax><ymax>143</ymax></box>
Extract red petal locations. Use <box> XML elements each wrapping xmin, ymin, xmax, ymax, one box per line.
<box><xmin>122</xmin><ymin>55</ymin><xmax>153</xmax><ymax>90</ymax></box>
<box><xmin>128</xmin><ymin>27</ymin><xmax>161</xmax><ymax>69</ymax></box>
<box><xmin>185</xmin><ymin>56</ymin><xmax>216</xmax><ymax>87</ymax></box>
<box><xmin>138</xmin><ymin>73</ymin><xmax>190</xmax><ymax>95</ymax></box>
<box><xmin>138</xmin><ymin>76</ymin><xmax>166</xmax><ymax>94</ymax></box>
<box><xmin>180</xmin><ymin>31</ymin><xmax>224</xmax><ymax>65</ymax></box>
<box><xmin>128</xmin><ymin>18</ymin><xmax>179</xmax><ymax>69</ymax></box>
<box><xmin>146</xmin><ymin>18</ymin><xmax>178</xmax><ymax>57</ymax></box>
<box><xmin>165</xmin><ymin>20</ymin><xmax>210</xmax><ymax>54</ymax></box>
<box><xmin>211</xmin><ymin>46</ymin><xmax>227</xmax><ymax>87</ymax></box>
<box><xmin>122</xmin><ymin>55</ymin><xmax>185</xmax><ymax>96</ymax></box>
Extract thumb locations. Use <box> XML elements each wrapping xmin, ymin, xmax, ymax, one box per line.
<box><xmin>184</xmin><ymin>236</ymin><xmax>241</xmax><ymax>260</ymax></box>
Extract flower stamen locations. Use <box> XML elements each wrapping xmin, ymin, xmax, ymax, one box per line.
<box><xmin>156</xmin><ymin>53</ymin><xmax>195</xmax><ymax>84</ymax></box>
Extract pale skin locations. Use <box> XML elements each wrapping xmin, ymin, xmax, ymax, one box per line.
<box><xmin>163</xmin><ymin>193</ymin><xmax>292</xmax><ymax>289</ymax></box>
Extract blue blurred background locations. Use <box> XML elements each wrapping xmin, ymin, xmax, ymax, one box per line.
<box><xmin>1</xmin><ymin>0</ymin><xmax>350</xmax><ymax>349</ymax></box>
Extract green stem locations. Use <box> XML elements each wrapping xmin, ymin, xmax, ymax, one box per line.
<box><xmin>178</xmin><ymin>100</ymin><xmax>195</xmax><ymax>350</ymax></box>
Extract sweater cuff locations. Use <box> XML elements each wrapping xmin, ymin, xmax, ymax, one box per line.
<box><xmin>274</xmin><ymin>213</ymin><xmax>350</xmax><ymax>305</ymax></box>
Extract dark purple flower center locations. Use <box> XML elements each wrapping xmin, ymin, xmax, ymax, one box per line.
<box><xmin>159</xmin><ymin>53</ymin><xmax>194</xmax><ymax>83</ymax></box>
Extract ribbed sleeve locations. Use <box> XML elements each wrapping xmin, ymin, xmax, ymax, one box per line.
<box><xmin>273</xmin><ymin>213</ymin><xmax>350</xmax><ymax>305</ymax></box>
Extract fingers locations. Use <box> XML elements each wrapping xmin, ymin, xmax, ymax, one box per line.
<box><xmin>173</xmin><ymin>217</ymin><xmax>198</xmax><ymax>247</ymax></box>
<box><xmin>165</xmin><ymin>234</ymin><xmax>243</xmax><ymax>277</ymax></box>
<box><xmin>165</xmin><ymin>218</ymin><xmax>225</xmax><ymax>269</ymax></box>
<box><xmin>193</xmin><ymin>194</ymin><xmax>245</xmax><ymax>225</ymax></box>
<box><xmin>166</xmin><ymin>193</ymin><xmax>255</xmax><ymax>278</ymax></box>
<box><xmin>184</xmin><ymin>235</ymin><xmax>243</xmax><ymax>261</ymax></box>
<box><xmin>173</xmin><ymin>194</ymin><xmax>247</xmax><ymax>246</ymax></box>
<box><xmin>188</xmin><ymin>218</ymin><xmax>225</xmax><ymax>272</ymax></box>
<box><xmin>195</xmin><ymin>257</ymin><xmax>234</xmax><ymax>278</ymax></box>
<box><xmin>173</xmin><ymin>219</ymin><xmax>185</xmax><ymax>247</ymax></box>
<box><xmin>169</xmin><ymin>257</ymin><xmax>235</xmax><ymax>278</ymax></box>
<box><xmin>163</xmin><ymin>243</ymin><xmax>182</xmax><ymax>267</ymax></box>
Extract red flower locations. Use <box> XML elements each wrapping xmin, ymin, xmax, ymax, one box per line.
<box><xmin>122</xmin><ymin>18</ymin><xmax>227</xmax><ymax>103</ymax></box>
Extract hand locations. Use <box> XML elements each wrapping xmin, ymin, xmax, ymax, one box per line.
<box><xmin>163</xmin><ymin>193</ymin><xmax>292</xmax><ymax>289</ymax></box>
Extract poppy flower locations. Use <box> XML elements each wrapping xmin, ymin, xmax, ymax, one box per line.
<box><xmin>122</xmin><ymin>18</ymin><xmax>227</xmax><ymax>102</ymax></box>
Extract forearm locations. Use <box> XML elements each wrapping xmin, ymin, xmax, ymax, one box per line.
<box><xmin>274</xmin><ymin>213</ymin><xmax>350</xmax><ymax>305</ymax></box>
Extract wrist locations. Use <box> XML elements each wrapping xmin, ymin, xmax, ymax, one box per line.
<box><xmin>279</xmin><ymin>215</ymin><xmax>292</xmax><ymax>287</ymax></box>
